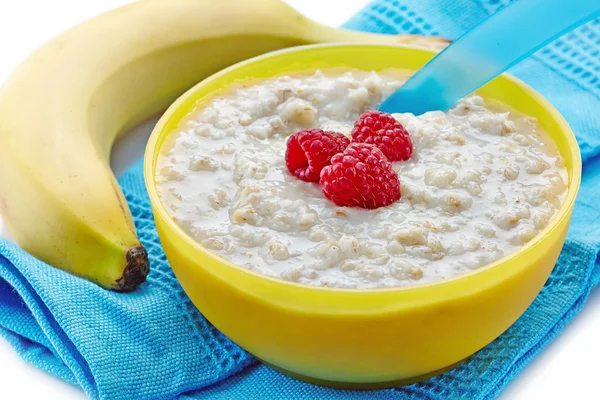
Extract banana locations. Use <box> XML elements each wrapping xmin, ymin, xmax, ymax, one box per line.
<box><xmin>0</xmin><ymin>0</ymin><xmax>447</xmax><ymax>291</ymax></box>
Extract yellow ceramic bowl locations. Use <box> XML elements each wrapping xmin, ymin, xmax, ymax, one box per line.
<box><xmin>144</xmin><ymin>44</ymin><xmax>581</xmax><ymax>387</ymax></box>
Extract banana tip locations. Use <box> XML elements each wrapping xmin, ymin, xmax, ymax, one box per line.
<box><xmin>114</xmin><ymin>245</ymin><xmax>149</xmax><ymax>292</ymax></box>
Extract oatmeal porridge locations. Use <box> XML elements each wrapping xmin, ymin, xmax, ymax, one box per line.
<box><xmin>156</xmin><ymin>69</ymin><xmax>568</xmax><ymax>289</ymax></box>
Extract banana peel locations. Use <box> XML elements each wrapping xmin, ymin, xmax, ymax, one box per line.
<box><xmin>0</xmin><ymin>0</ymin><xmax>448</xmax><ymax>291</ymax></box>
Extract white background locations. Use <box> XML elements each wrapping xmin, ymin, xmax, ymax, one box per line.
<box><xmin>0</xmin><ymin>1</ymin><xmax>598</xmax><ymax>399</ymax></box>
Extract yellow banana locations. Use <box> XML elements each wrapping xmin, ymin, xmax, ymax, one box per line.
<box><xmin>0</xmin><ymin>0</ymin><xmax>447</xmax><ymax>291</ymax></box>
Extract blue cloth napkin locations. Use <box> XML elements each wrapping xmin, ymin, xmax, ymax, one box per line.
<box><xmin>1</xmin><ymin>0</ymin><xmax>599</xmax><ymax>399</ymax></box>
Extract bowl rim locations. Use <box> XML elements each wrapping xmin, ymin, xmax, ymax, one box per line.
<box><xmin>144</xmin><ymin>43</ymin><xmax>582</xmax><ymax>295</ymax></box>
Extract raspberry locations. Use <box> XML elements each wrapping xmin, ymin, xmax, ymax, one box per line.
<box><xmin>285</xmin><ymin>129</ymin><xmax>350</xmax><ymax>182</ymax></box>
<box><xmin>351</xmin><ymin>110</ymin><xmax>413</xmax><ymax>161</ymax></box>
<box><xmin>320</xmin><ymin>143</ymin><xmax>401</xmax><ymax>209</ymax></box>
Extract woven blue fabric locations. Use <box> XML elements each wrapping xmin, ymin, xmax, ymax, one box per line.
<box><xmin>1</xmin><ymin>0</ymin><xmax>599</xmax><ymax>399</ymax></box>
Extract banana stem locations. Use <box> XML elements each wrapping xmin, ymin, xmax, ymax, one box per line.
<box><xmin>300</xmin><ymin>19</ymin><xmax>449</xmax><ymax>50</ymax></box>
<box><xmin>306</xmin><ymin>23</ymin><xmax>399</xmax><ymax>44</ymax></box>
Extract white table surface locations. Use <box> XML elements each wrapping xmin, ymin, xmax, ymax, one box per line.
<box><xmin>0</xmin><ymin>1</ymin><xmax>598</xmax><ymax>399</ymax></box>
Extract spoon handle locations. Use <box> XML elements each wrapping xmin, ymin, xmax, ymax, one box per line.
<box><xmin>379</xmin><ymin>0</ymin><xmax>600</xmax><ymax>115</ymax></box>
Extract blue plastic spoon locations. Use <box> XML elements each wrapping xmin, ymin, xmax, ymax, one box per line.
<box><xmin>379</xmin><ymin>0</ymin><xmax>600</xmax><ymax>115</ymax></box>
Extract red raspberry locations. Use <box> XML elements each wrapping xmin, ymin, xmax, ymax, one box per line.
<box><xmin>320</xmin><ymin>143</ymin><xmax>401</xmax><ymax>209</ymax></box>
<box><xmin>351</xmin><ymin>110</ymin><xmax>413</xmax><ymax>161</ymax></box>
<box><xmin>285</xmin><ymin>129</ymin><xmax>350</xmax><ymax>182</ymax></box>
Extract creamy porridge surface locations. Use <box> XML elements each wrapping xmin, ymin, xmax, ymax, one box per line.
<box><xmin>156</xmin><ymin>69</ymin><xmax>568</xmax><ymax>289</ymax></box>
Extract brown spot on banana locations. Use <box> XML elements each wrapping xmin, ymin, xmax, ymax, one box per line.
<box><xmin>0</xmin><ymin>196</ymin><xmax>9</xmax><ymax>220</ymax></box>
